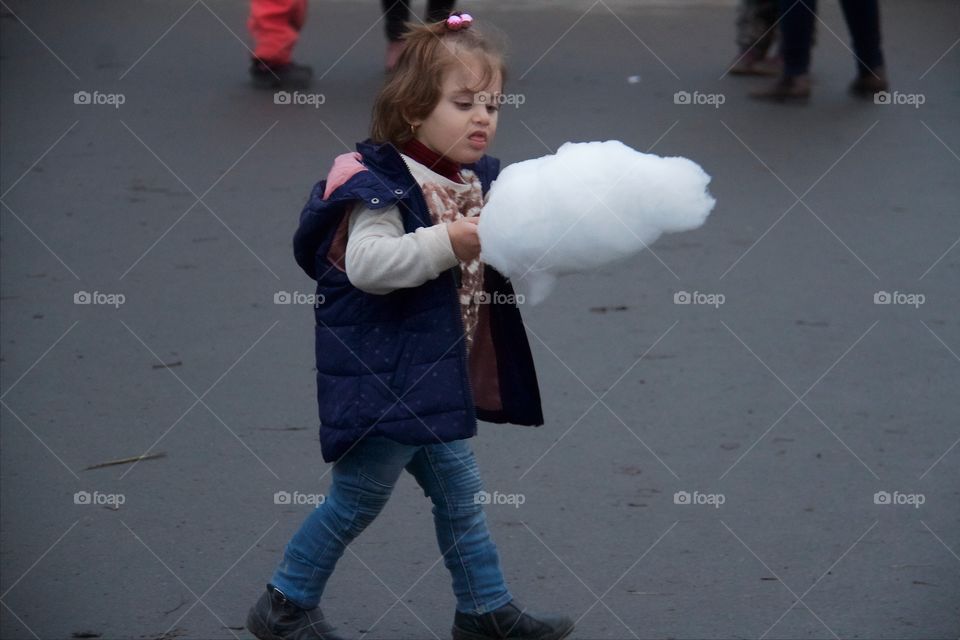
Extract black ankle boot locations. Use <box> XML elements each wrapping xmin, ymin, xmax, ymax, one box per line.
<box><xmin>452</xmin><ymin>600</ymin><xmax>575</xmax><ymax>640</ymax></box>
<box><xmin>246</xmin><ymin>584</ymin><xmax>348</xmax><ymax>640</ymax></box>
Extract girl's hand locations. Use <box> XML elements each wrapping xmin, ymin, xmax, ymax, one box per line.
<box><xmin>447</xmin><ymin>217</ymin><xmax>481</xmax><ymax>262</ymax></box>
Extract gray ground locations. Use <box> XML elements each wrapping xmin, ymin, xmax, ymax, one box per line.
<box><xmin>2</xmin><ymin>0</ymin><xmax>958</xmax><ymax>638</ymax></box>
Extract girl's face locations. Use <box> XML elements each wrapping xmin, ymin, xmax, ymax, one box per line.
<box><xmin>412</xmin><ymin>56</ymin><xmax>502</xmax><ymax>165</ymax></box>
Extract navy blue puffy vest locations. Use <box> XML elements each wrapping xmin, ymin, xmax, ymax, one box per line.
<box><xmin>293</xmin><ymin>140</ymin><xmax>543</xmax><ymax>462</ymax></box>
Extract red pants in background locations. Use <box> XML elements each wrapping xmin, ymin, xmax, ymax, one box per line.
<box><xmin>248</xmin><ymin>0</ymin><xmax>307</xmax><ymax>66</ymax></box>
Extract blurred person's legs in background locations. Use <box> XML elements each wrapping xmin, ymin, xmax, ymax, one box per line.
<box><xmin>778</xmin><ymin>0</ymin><xmax>816</xmax><ymax>78</ymax></box>
<box><xmin>839</xmin><ymin>0</ymin><xmax>888</xmax><ymax>96</ymax></box>
<box><xmin>749</xmin><ymin>0</ymin><xmax>813</xmax><ymax>100</ymax></box>
<box><xmin>730</xmin><ymin>0</ymin><xmax>781</xmax><ymax>76</ymax></box>
<box><xmin>248</xmin><ymin>0</ymin><xmax>312</xmax><ymax>88</ymax></box>
<box><xmin>751</xmin><ymin>0</ymin><xmax>886</xmax><ymax>101</ymax></box>
<box><xmin>382</xmin><ymin>0</ymin><xmax>455</xmax><ymax>70</ymax></box>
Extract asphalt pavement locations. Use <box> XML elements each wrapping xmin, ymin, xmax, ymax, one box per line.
<box><xmin>1</xmin><ymin>0</ymin><xmax>958</xmax><ymax>638</ymax></box>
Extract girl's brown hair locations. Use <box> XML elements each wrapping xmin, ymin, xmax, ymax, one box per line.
<box><xmin>370</xmin><ymin>17</ymin><xmax>508</xmax><ymax>147</ymax></box>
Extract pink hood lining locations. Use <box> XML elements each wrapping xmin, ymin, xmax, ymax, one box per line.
<box><xmin>322</xmin><ymin>151</ymin><xmax>366</xmax><ymax>199</ymax></box>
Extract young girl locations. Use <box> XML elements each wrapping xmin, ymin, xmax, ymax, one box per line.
<box><xmin>246</xmin><ymin>14</ymin><xmax>576</xmax><ymax>640</ymax></box>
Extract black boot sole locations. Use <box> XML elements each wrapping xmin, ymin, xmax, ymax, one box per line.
<box><xmin>451</xmin><ymin>621</ymin><xmax>575</xmax><ymax>640</ymax></box>
<box><xmin>246</xmin><ymin>607</ymin><xmax>285</xmax><ymax>640</ymax></box>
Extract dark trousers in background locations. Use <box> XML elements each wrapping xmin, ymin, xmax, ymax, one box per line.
<box><xmin>382</xmin><ymin>0</ymin><xmax>456</xmax><ymax>41</ymax></box>
<box><xmin>779</xmin><ymin>0</ymin><xmax>884</xmax><ymax>77</ymax></box>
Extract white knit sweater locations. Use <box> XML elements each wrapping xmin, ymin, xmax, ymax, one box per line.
<box><xmin>344</xmin><ymin>154</ymin><xmax>481</xmax><ymax>296</ymax></box>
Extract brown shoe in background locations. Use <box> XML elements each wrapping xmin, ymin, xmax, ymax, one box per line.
<box><xmin>749</xmin><ymin>74</ymin><xmax>812</xmax><ymax>103</ymax></box>
<box><xmin>849</xmin><ymin>67</ymin><xmax>889</xmax><ymax>99</ymax></box>
<box><xmin>729</xmin><ymin>51</ymin><xmax>782</xmax><ymax>77</ymax></box>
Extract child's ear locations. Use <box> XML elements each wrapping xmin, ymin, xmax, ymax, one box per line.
<box><xmin>406</xmin><ymin>117</ymin><xmax>423</xmax><ymax>138</ymax></box>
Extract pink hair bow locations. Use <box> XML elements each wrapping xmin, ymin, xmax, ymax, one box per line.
<box><xmin>446</xmin><ymin>13</ymin><xmax>473</xmax><ymax>31</ymax></box>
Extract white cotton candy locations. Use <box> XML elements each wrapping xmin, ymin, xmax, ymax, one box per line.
<box><xmin>478</xmin><ymin>140</ymin><xmax>716</xmax><ymax>305</ymax></box>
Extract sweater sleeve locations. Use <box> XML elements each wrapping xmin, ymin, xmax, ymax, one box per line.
<box><xmin>344</xmin><ymin>202</ymin><xmax>461</xmax><ymax>295</ymax></box>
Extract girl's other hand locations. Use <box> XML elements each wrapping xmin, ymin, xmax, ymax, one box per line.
<box><xmin>447</xmin><ymin>217</ymin><xmax>481</xmax><ymax>262</ymax></box>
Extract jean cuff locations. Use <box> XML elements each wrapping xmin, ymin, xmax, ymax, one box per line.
<box><xmin>267</xmin><ymin>580</ymin><xmax>317</xmax><ymax>610</ymax></box>
<box><xmin>459</xmin><ymin>589</ymin><xmax>514</xmax><ymax>615</ymax></box>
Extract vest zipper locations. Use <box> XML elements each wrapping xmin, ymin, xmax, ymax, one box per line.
<box><xmin>404</xmin><ymin>181</ymin><xmax>478</xmax><ymax>430</ymax></box>
<box><xmin>451</xmin><ymin>265</ymin><xmax>479</xmax><ymax>431</ymax></box>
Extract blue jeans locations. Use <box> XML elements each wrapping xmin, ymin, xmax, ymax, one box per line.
<box><xmin>270</xmin><ymin>436</ymin><xmax>513</xmax><ymax>614</ymax></box>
